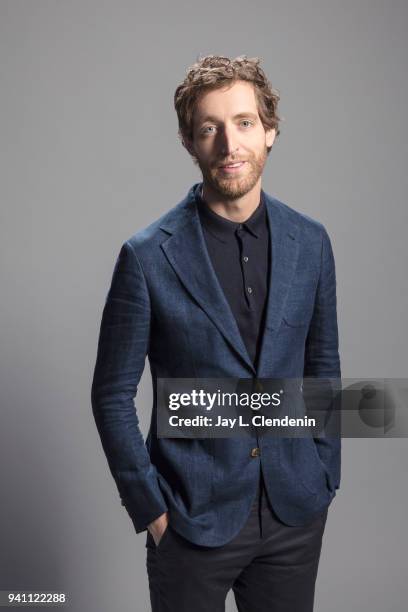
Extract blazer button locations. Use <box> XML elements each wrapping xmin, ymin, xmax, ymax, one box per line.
<box><xmin>251</xmin><ymin>447</ymin><xmax>260</xmax><ymax>457</ymax></box>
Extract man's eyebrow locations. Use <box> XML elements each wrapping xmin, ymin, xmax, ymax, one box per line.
<box><xmin>198</xmin><ymin>112</ymin><xmax>259</xmax><ymax>124</ymax></box>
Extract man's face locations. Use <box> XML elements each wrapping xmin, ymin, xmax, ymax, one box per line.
<box><xmin>185</xmin><ymin>80</ymin><xmax>276</xmax><ymax>199</ymax></box>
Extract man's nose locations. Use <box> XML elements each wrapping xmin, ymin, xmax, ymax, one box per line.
<box><xmin>217</xmin><ymin>125</ymin><xmax>240</xmax><ymax>156</ymax></box>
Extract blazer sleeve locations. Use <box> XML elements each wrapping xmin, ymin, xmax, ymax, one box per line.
<box><xmin>303</xmin><ymin>226</ymin><xmax>342</xmax><ymax>493</ymax></box>
<box><xmin>91</xmin><ymin>240</ymin><xmax>168</xmax><ymax>533</ymax></box>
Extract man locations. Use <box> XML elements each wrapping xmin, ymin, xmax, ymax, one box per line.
<box><xmin>91</xmin><ymin>54</ymin><xmax>341</xmax><ymax>612</ymax></box>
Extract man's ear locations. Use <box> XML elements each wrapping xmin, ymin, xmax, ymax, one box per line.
<box><xmin>182</xmin><ymin>136</ymin><xmax>199</xmax><ymax>166</ymax></box>
<box><xmin>265</xmin><ymin>127</ymin><xmax>276</xmax><ymax>149</ymax></box>
<box><xmin>183</xmin><ymin>135</ymin><xmax>196</xmax><ymax>157</ymax></box>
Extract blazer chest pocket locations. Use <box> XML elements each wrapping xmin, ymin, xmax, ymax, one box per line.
<box><xmin>282</xmin><ymin>295</ymin><xmax>315</xmax><ymax>329</ymax></box>
<box><xmin>282</xmin><ymin>314</ymin><xmax>309</xmax><ymax>328</ymax></box>
<box><xmin>282</xmin><ymin>277</ymin><xmax>318</xmax><ymax>328</ymax></box>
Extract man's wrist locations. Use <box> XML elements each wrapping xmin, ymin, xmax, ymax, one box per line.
<box><xmin>148</xmin><ymin>511</ymin><xmax>168</xmax><ymax>532</ymax></box>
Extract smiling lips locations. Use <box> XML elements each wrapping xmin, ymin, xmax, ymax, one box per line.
<box><xmin>218</xmin><ymin>161</ymin><xmax>247</xmax><ymax>173</ymax></box>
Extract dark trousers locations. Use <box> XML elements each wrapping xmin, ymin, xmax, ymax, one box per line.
<box><xmin>146</xmin><ymin>472</ymin><xmax>328</xmax><ymax>612</ymax></box>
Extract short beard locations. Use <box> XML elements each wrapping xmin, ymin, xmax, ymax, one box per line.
<box><xmin>197</xmin><ymin>146</ymin><xmax>268</xmax><ymax>200</ymax></box>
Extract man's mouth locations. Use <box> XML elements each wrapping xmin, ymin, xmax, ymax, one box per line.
<box><xmin>218</xmin><ymin>161</ymin><xmax>247</xmax><ymax>172</ymax></box>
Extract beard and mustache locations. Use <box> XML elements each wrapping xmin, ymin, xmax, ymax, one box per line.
<box><xmin>195</xmin><ymin>145</ymin><xmax>268</xmax><ymax>200</ymax></box>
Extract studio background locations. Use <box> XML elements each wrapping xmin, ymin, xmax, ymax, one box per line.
<box><xmin>1</xmin><ymin>1</ymin><xmax>407</xmax><ymax>611</ymax></box>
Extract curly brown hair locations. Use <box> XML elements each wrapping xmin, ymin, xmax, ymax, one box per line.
<box><xmin>174</xmin><ymin>54</ymin><xmax>281</xmax><ymax>157</ymax></box>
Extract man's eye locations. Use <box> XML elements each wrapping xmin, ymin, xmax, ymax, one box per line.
<box><xmin>201</xmin><ymin>120</ymin><xmax>253</xmax><ymax>135</ymax></box>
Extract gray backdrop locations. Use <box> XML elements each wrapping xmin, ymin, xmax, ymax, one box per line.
<box><xmin>1</xmin><ymin>1</ymin><xmax>407</xmax><ymax>611</ymax></box>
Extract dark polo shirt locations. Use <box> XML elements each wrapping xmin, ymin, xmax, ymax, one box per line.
<box><xmin>194</xmin><ymin>182</ymin><xmax>271</xmax><ymax>371</ymax></box>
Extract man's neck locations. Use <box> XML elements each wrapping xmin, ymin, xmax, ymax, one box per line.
<box><xmin>201</xmin><ymin>179</ymin><xmax>262</xmax><ymax>223</ymax></box>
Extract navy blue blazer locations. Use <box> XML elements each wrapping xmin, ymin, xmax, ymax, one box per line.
<box><xmin>91</xmin><ymin>182</ymin><xmax>341</xmax><ymax>547</ymax></box>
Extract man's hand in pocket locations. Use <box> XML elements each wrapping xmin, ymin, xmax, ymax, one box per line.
<box><xmin>148</xmin><ymin>512</ymin><xmax>169</xmax><ymax>546</ymax></box>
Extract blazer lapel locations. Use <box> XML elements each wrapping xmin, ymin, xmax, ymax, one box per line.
<box><xmin>256</xmin><ymin>193</ymin><xmax>300</xmax><ymax>377</ymax></box>
<box><xmin>160</xmin><ymin>186</ymin><xmax>256</xmax><ymax>374</ymax></box>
